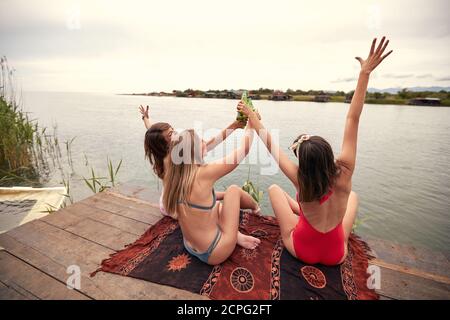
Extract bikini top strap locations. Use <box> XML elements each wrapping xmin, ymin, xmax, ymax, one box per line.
<box><xmin>181</xmin><ymin>189</ymin><xmax>216</xmax><ymax>211</ymax></box>
<box><xmin>319</xmin><ymin>189</ymin><xmax>333</xmax><ymax>205</ymax></box>
<box><xmin>296</xmin><ymin>189</ymin><xmax>333</xmax><ymax>216</ymax></box>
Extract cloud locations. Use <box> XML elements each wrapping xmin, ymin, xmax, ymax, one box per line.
<box><xmin>0</xmin><ymin>21</ymin><xmax>133</xmax><ymax>60</ymax></box>
<box><xmin>1</xmin><ymin>0</ymin><xmax>449</xmax><ymax>92</ymax></box>
<box><xmin>331</xmin><ymin>77</ymin><xmax>358</xmax><ymax>83</ymax></box>
<box><xmin>383</xmin><ymin>73</ymin><xmax>414</xmax><ymax>79</ymax></box>
<box><xmin>416</xmin><ymin>74</ymin><xmax>433</xmax><ymax>78</ymax></box>
<box><xmin>436</xmin><ymin>76</ymin><xmax>450</xmax><ymax>81</ymax></box>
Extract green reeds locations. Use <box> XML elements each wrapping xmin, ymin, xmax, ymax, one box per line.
<box><xmin>0</xmin><ymin>56</ymin><xmax>60</xmax><ymax>186</ymax></box>
<box><xmin>108</xmin><ymin>157</ymin><xmax>122</xmax><ymax>187</ymax></box>
<box><xmin>1</xmin><ymin>57</ymin><xmax>124</xmax><ymax>210</ymax></box>
<box><xmin>64</xmin><ymin>137</ymin><xmax>76</xmax><ymax>171</ymax></box>
<box><xmin>242</xmin><ymin>166</ymin><xmax>264</xmax><ymax>204</ymax></box>
<box><xmin>82</xmin><ymin>157</ymin><xmax>123</xmax><ymax>194</ymax></box>
<box><xmin>60</xmin><ymin>177</ymin><xmax>74</xmax><ymax>208</ymax></box>
<box><xmin>352</xmin><ymin>216</ymin><xmax>370</xmax><ymax>232</ymax></box>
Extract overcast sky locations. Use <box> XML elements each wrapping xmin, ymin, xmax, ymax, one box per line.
<box><xmin>0</xmin><ymin>0</ymin><xmax>449</xmax><ymax>93</ymax></box>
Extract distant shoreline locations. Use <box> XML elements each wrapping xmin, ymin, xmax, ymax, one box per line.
<box><xmin>118</xmin><ymin>92</ymin><xmax>450</xmax><ymax>107</ymax></box>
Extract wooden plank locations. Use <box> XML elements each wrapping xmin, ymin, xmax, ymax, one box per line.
<box><xmin>0</xmin><ymin>220</ymin><xmax>205</xmax><ymax>300</ymax></box>
<box><xmin>0</xmin><ymin>251</ymin><xmax>89</xmax><ymax>300</ymax></box>
<box><xmin>41</xmin><ymin>208</ymin><xmax>139</xmax><ymax>252</ymax></box>
<box><xmin>0</xmin><ymin>233</ymin><xmax>112</xmax><ymax>300</ymax></box>
<box><xmin>64</xmin><ymin>218</ymin><xmax>139</xmax><ymax>251</ymax></box>
<box><xmin>70</xmin><ymin>202</ymin><xmax>150</xmax><ymax>235</ymax></box>
<box><xmin>83</xmin><ymin>192</ymin><xmax>161</xmax><ymax>217</ymax></box>
<box><xmin>90</xmin><ymin>271</ymin><xmax>208</xmax><ymax>300</ymax></box>
<box><xmin>99</xmin><ymin>191</ymin><xmax>162</xmax><ymax>216</ymax></box>
<box><xmin>5</xmin><ymin>220</ymin><xmax>113</xmax><ymax>270</ymax></box>
<box><xmin>42</xmin><ymin>207</ymin><xmax>139</xmax><ymax>252</ymax></box>
<box><xmin>107</xmin><ymin>184</ymin><xmax>161</xmax><ymax>205</ymax></box>
<box><xmin>41</xmin><ymin>206</ymin><xmax>84</xmax><ymax>229</ymax></box>
<box><xmin>376</xmin><ymin>265</ymin><xmax>450</xmax><ymax>300</ymax></box>
<box><xmin>0</xmin><ymin>280</ymin><xmax>34</xmax><ymax>300</ymax></box>
<box><xmin>366</xmin><ymin>237</ymin><xmax>450</xmax><ymax>278</ymax></box>
<box><xmin>82</xmin><ymin>193</ymin><xmax>162</xmax><ymax>225</ymax></box>
<box><xmin>371</xmin><ymin>259</ymin><xmax>450</xmax><ymax>285</ymax></box>
<box><xmin>42</xmin><ymin>202</ymin><xmax>150</xmax><ymax>236</ymax></box>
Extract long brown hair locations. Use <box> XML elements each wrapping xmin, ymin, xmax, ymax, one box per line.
<box><xmin>293</xmin><ymin>135</ymin><xmax>338</xmax><ymax>203</ymax></box>
<box><xmin>163</xmin><ymin>129</ymin><xmax>204</xmax><ymax>217</ymax></box>
<box><xmin>144</xmin><ymin>122</ymin><xmax>171</xmax><ymax>179</ymax></box>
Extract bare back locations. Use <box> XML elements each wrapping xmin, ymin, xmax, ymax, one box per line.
<box><xmin>298</xmin><ymin>163</ymin><xmax>352</xmax><ymax>232</ymax></box>
<box><xmin>177</xmin><ymin>165</ymin><xmax>222</xmax><ymax>252</ymax></box>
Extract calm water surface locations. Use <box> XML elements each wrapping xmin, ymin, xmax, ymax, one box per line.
<box><xmin>22</xmin><ymin>92</ymin><xmax>450</xmax><ymax>251</ymax></box>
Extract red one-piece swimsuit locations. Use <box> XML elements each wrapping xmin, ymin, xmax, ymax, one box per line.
<box><xmin>292</xmin><ymin>190</ymin><xmax>345</xmax><ymax>265</ymax></box>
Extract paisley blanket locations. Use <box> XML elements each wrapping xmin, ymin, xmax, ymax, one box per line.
<box><xmin>92</xmin><ymin>211</ymin><xmax>378</xmax><ymax>300</ymax></box>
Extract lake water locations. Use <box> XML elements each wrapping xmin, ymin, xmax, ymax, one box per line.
<box><xmin>21</xmin><ymin>91</ymin><xmax>450</xmax><ymax>252</ymax></box>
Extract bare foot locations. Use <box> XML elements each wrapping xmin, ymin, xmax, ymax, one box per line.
<box><xmin>252</xmin><ymin>205</ymin><xmax>261</xmax><ymax>215</ymax></box>
<box><xmin>237</xmin><ymin>232</ymin><xmax>261</xmax><ymax>250</ymax></box>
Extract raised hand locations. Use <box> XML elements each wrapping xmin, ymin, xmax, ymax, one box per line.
<box><xmin>355</xmin><ymin>36</ymin><xmax>393</xmax><ymax>74</ymax></box>
<box><xmin>237</xmin><ymin>100</ymin><xmax>254</xmax><ymax>117</ymax></box>
<box><xmin>139</xmin><ymin>105</ymin><xmax>149</xmax><ymax>119</ymax></box>
<box><xmin>230</xmin><ymin>119</ymin><xmax>247</xmax><ymax>130</ymax></box>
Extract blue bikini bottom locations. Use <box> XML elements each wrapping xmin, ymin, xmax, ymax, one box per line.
<box><xmin>183</xmin><ymin>227</ymin><xmax>222</xmax><ymax>264</ymax></box>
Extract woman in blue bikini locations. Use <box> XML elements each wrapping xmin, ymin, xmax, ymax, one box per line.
<box><xmin>139</xmin><ymin>104</ymin><xmax>245</xmax><ymax>216</ymax></box>
<box><xmin>161</xmin><ymin>102</ymin><xmax>261</xmax><ymax>265</ymax></box>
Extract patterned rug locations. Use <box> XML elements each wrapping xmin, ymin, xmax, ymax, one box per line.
<box><xmin>92</xmin><ymin>211</ymin><xmax>378</xmax><ymax>300</ymax></box>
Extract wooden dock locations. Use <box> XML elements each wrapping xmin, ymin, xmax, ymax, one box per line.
<box><xmin>1</xmin><ymin>184</ymin><xmax>449</xmax><ymax>300</ymax></box>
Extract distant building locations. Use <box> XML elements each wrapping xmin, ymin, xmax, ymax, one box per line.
<box><xmin>174</xmin><ymin>90</ymin><xmax>188</xmax><ymax>97</ymax></box>
<box><xmin>204</xmin><ymin>91</ymin><xmax>217</xmax><ymax>98</ymax></box>
<box><xmin>344</xmin><ymin>92</ymin><xmax>354</xmax><ymax>103</ymax></box>
<box><xmin>314</xmin><ymin>94</ymin><xmax>330</xmax><ymax>102</ymax></box>
<box><xmin>248</xmin><ymin>93</ymin><xmax>261</xmax><ymax>100</ymax></box>
<box><xmin>270</xmin><ymin>91</ymin><xmax>292</xmax><ymax>101</ymax></box>
<box><xmin>222</xmin><ymin>90</ymin><xmax>241</xmax><ymax>99</ymax></box>
<box><xmin>408</xmin><ymin>98</ymin><xmax>441</xmax><ymax>106</ymax></box>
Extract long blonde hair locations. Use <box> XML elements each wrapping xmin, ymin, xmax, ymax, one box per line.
<box><xmin>163</xmin><ymin>129</ymin><xmax>204</xmax><ymax>217</ymax></box>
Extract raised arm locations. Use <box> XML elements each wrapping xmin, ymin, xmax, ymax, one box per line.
<box><xmin>337</xmin><ymin>37</ymin><xmax>393</xmax><ymax>174</ymax></box>
<box><xmin>238</xmin><ymin>103</ymin><xmax>300</xmax><ymax>188</ymax></box>
<box><xmin>205</xmin><ymin>119</ymin><xmax>245</xmax><ymax>152</ymax></box>
<box><xmin>203</xmin><ymin>102</ymin><xmax>254</xmax><ymax>181</ymax></box>
<box><xmin>139</xmin><ymin>105</ymin><xmax>153</xmax><ymax>129</ymax></box>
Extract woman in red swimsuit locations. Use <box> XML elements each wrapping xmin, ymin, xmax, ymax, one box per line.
<box><xmin>238</xmin><ymin>37</ymin><xmax>393</xmax><ymax>265</ymax></box>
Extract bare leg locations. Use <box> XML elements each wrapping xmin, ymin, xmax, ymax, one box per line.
<box><xmin>227</xmin><ymin>188</ymin><xmax>260</xmax><ymax>246</ymax></box>
<box><xmin>268</xmin><ymin>184</ymin><xmax>299</xmax><ymax>257</ymax></box>
<box><xmin>218</xmin><ymin>189</ymin><xmax>260</xmax><ymax>213</ymax></box>
<box><xmin>210</xmin><ymin>185</ymin><xmax>260</xmax><ymax>265</ymax></box>
<box><xmin>230</xmin><ymin>189</ymin><xmax>260</xmax><ymax>247</ymax></box>
<box><xmin>237</xmin><ymin>188</ymin><xmax>259</xmax><ymax>212</ymax></box>
<box><xmin>283</xmin><ymin>191</ymin><xmax>300</xmax><ymax>215</ymax></box>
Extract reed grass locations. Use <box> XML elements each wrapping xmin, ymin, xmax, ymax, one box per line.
<box><xmin>0</xmin><ymin>56</ymin><xmax>62</xmax><ymax>186</ymax></box>
<box><xmin>1</xmin><ymin>57</ymin><xmax>125</xmax><ymax>210</ymax></box>
<box><xmin>242</xmin><ymin>166</ymin><xmax>264</xmax><ymax>204</ymax></box>
<box><xmin>82</xmin><ymin>157</ymin><xmax>123</xmax><ymax>194</ymax></box>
